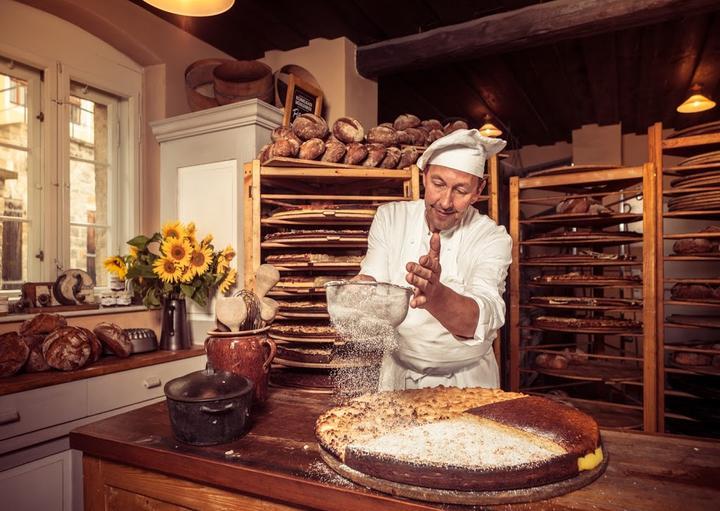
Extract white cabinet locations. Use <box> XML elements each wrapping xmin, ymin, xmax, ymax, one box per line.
<box><xmin>0</xmin><ymin>354</ymin><xmax>206</xmax><ymax>511</ymax></box>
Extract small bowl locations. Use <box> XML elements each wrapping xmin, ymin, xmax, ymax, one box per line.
<box><xmin>324</xmin><ymin>280</ymin><xmax>413</xmax><ymax>328</ymax></box>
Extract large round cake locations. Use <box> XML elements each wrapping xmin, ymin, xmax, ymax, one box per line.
<box><xmin>315</xmin><ymin>386</ymin><xmax>603</xmax><ymax>491</ymax></box>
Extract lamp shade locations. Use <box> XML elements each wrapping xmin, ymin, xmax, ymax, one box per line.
<box><xmin>143</xmin><ymin>0</ymin><xmax>234</xmax><ymax>17</ymax></box>
<box><xmin>479</xmin><ymin>120</ymin><xmax>502</xmax><ymax>138</ymax></box>
<box><xmin>677</xmin><ymin>92</ymin><xmax>716</xmax><ymax>114</ymax></box>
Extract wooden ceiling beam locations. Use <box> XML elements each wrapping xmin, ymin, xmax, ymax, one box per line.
<box><xmin>356</xmin><ymin>0</ymin><xmax>720</xmax><ymax>78</ymax></box>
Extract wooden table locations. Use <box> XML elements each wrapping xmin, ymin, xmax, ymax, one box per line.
<box><xmin>70</xmin><ymin>388</ymin><xmax>720</xmax><ymax>511</ymax></box>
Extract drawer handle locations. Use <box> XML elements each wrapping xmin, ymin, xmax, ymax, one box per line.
<box><xmin>143</xmin><ymin>376</ymin><xmax>162</xmax><ymax>389</ymax></box>
<box><xmin>0</xmin><ymin>410</ymin><xmax>20</xmax><ymax>425</ymax></box>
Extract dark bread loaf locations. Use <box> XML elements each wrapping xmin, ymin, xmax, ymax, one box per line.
<box><xmin>22</xmin><ymin>334</ymin><xmax>50</xmax><ymax>373</ymax></box>
<box><xmin>398</xmin><ymin>146</ymin><xmax>420</xmax><ymax>168</ymax></box>
<box><xmin>671</xmin><ymin>283</ymin><xmax>715</xmax><ymax>300</ymax></box>
<box><xmin>395</xmin><ymin>130</ymin><xmax>413</xmax><ymax>145</ymax></box>
<box><xmin>427</xmin><ymin>128</ymin><xmax>444</xmax><ymax>144</ymax></box>
<box><xmin>271</xmin><ymin>127</ymin><xmax>301</xmax><ymax>144</ymax></box>
<box><xmin>393</xmin><ymin>114</ymin><xmax>421</xmax><ymax>131</ymax></box>
<box><xmin>367</xmin><ymin>126</ymin><xmax>398</xmax><ymax>146</ymax></box>
<box><xmin>19</xmin><ymin>313</ymin><xmax>67</xmax><ymax>336</ymax></box>
<box><xmin>42</xmin><ymin>326</ymin><xmax>91</xmax><ymax>371</ymax></box>
<box><xmin>269</xmin><ymin>138</ymin><xmax>299</xmax><ymax>158</ymax></box>
<box><xmin>93</xmin><ymin>322</ymin><xmax>131</xmax><ymax>358</ymax></box>
<box><xmin>332</xmin><ymin>117</ymin><xmax>364</xmax><ymax>144</ymax></box>
<box><xmin>321</xmin><ymin>139</ymin><xmax>346</xmax><ymax>163</ymax></box>
<box><xmin>405</xmin><ymin>127</ymin><xmax>427</xmax><ymax>146</ymax></box>
<box><xmin>344</xmin><ymin>142</ymin><xmax>368</xmax><ymax>165</ymax></box>
<box><xmin>380</xmin><ymin>146</ymin><xmax>401</xmax><ymax>169</ymax></box>
<box><xmin>298</xmin><ymin>138</ymin><xmax>326</xmax><ymax>160</ymax></box>
<box><xmin>421</xmin><ymin>119</ymin><xmax>443</xmax><ymax>131</ymax></box>
<box><xmin>444</xmin><ymin>119</ymin><xmax>469</xmax><ymax>134</ymax></box>
<box><xmin>0</xmin><ymin>332</ymin><xmax>30</xmax><ymax>377</ymax></box>
<box><xmin>673</xmin><ymin>237</ymin><xmax>714</xmax><ymax>255</ymax></box>
<box><xmin>77</xmin><ymin>327</ymin><xmax>102</xmax><ymax>363</ymax></box>
<box><xmin>256</xmin><ymin>143</ymin><xmax>271</xmax><ymax>163</ymax></box>
<box><xmin>378</xmin><ymin>122</ymin><xmax>394</xmax><ymax>129</ymax></box>
<box><xmin>363</xmin><ymin>143</ymin><xmax>386</xmax><ymax>167</ymax></box>
<box><xmin>292</xmin><ymin>113</ymin><xmax>328</xmax><ymax>141</ymax></box>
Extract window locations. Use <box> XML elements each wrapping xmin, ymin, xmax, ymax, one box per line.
<box><xmin>0</xmin><ymin>56</ymin><xmax>133</xmax><ymax>292</ymax></box>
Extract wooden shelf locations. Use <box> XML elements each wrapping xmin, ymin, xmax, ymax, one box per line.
<box><xmin>521</xmin><ymin>260</ymin><xmax>642</xmax><ymax>267</ymax></box>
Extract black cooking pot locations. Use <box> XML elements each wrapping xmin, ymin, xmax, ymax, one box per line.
<box><xmin>164</xmin><ymin>369</ymin><xmax>254</xmax><ymax>446</ymax></box>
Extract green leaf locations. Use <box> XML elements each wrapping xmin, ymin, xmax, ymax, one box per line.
<box><xmin>193</xmin><ymin>286</ymin><xmax>209</xmax><ymax>307</ymax></box>
<box><xmin>127</xmin><ymin>235</ymin><xmax>149</xmax><ymax>249</ymax></box>
<box><xmin>180</xmin><ymin>284</ymin><xmax>195</xmax><ymax>299</ymax></box>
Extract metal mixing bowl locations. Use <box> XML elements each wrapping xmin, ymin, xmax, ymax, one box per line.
<box><xmin>324</xmin><ymin>280</ymin><xmax>413</xmax><ymax>328</ymax></box>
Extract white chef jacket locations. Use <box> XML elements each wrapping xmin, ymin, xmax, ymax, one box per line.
<box><xmin>360</xmin><ymin>200</ymin><xmax>512</xmax><ymax>391</ymax></box>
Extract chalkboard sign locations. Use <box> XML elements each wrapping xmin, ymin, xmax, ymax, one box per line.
<box><xmin>282</xmin><ymin>74</ymin><xmax>324</xmax><ymax>127</ymax></box>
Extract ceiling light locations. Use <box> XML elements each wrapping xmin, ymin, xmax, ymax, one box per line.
<box><xmin>677</xmin><ymin>84</ymin><xmax>716</xmax><ymax>114</ymax></box>
<box><xmin>479</xmin><ymin>114</ymin><xmax>502</xmax><ymax>137</ymax></box>
<box><xmin>143</xmin><ymin>0</ymin><xmax>234</xmax><ymax>17</ymax></box>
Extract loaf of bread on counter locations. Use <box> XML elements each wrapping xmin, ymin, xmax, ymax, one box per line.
<box><xmin>19</xmin><ymin>312</ymin><xmax>67</xmax><ymax>336</ymax></box>
<box><xmin>0</xmin><ymin>332</ymin><xmax>31</xmax><ymax>377</ymax></box>
<box><xmin>93</xmin><ymin>322</ymin><xmax>132</xmax><ymax>358</ymax></box>
<box><xmin>42</xmin><ymin>326</ymin><xmax>91</xmax><ymax>371</ymax></box>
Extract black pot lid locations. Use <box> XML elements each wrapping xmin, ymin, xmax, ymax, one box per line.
<box><xmin>164</xmin><ymin>369</ymin><xmax>253</xmax><ymax>403</ymax></box>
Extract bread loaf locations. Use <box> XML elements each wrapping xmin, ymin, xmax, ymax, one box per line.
<box><xmin>427</xmin><ymin>128</ymin><xmax>444</xmax><ymax>144</ymax></box>
<box><xmin>421</xmin><ymin>119</ymin><xmax>443</xmax><ymax>131</ymax></box>
<box><xmin>380</xmin><ymin>146</ymin><xmax>401</xmax><ymax>169</ymax></box>
<box><xmin>42</xmin><ymin>326</ymin><xmax>91</xmax><ymax>371</ymax></box>
<box><xmin>22</xmin><ymin>334</ymin><xmax>50</xmax><ymax>373</ymax></box>
<box><xmin>93</xmin><ymin>322</ymin><xmax>131</xmax><ymax>358</ymax></box>
<box><xmin>321</xmin><ymin>139</ymin><xmax>346</xmax><ymax>163</ymax></box>
<box><xmin>363</xmin><ymin>143</ymin><xmax>386</xmax><ymax>167</ymax></box>
<box><xmin>256</xmin><ymin>143</ymin><xmax>272</xmax><ymax>163</ymax></box>
<box><xmin>292</xmin><ymin>113</ymin><xmax>328</xmax><ymax>141</ymax></box>
<box><xmin>344</xmin><ymin>142</ymin><xmax>368</xmax><ymax>165</ymax></box>
<box><xmin>367</xmin><ymin>126</ymin><xmax>398</xmax><ymax>146</ymax></box>
<box><xmin>19</xmin><ymin>313</ymin><xmax>67</xmax><ymax>336</ymax></box>
<box><xmin>405</xmin><ymin>127</ymin><xmax>427</xmax><ymax>146</ymax></box>
<box><xmin>298</xmin><ymin>138</ymin><xmax>326</xmax><ymax>160</ymax></box>
<box><xmin>0</xmin><ymin>332</ymin><xmax>30</xmax><ymax>377</ymax></box>
<box><xmin>674</xmin><ymin>350</ymin><xmax>713</xmax><ymax>366</ymax></box>
<box><xmin>398</xmin><ymin>146</ymin><xmax>419</xmax><ymax>168</ymax></box>
<box><xmin>671</xmin><ymin>283</ymin><xmax>715</xmax><ymax>300</ymax></box>
<box><xmin>378</xmin><ymin>122</ymin><xmax>394</xmax><ymax>129</ymax></box>
<box><xmin>269</xmin><ymin>138</ymin><xmax>299</xmax><ymax>158</ymax></box>
<box><xmin>548</xmin><ymin>355</ymin><xmax>569</xmax><ymax>369</ymax></box>
<box><xmin>271</xmin><ymin>127</ymin><xmax>300</xmax><ymax>144</ymax></box>
<box><xmin>332</xmin><ymin>117</ymin><xmax>364</xmax><ymax>144</ymax></box>
<box><xmin>77</xmin><ymin>327</ymin><xmax>102</xmax><ymax>363</ymax></box>
<box><xmin>444</xmin><ymin>119</ymin><xmax>469</xmax><ymax>135</ymax></box>
<box><xmin>393</xmin><ymin>114</ymin><xmax>421</xmax><ymax>131</ymax></box>
<box><xmin>395</xmin><ymin>130</ymin><xmax>413</xmax><ymax>145</ymax></box>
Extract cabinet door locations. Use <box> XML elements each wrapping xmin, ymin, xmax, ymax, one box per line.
<box><xmin>0</xmin><ymin>450</ymin><xmax>78</xmax><ymax>511</ymax></box>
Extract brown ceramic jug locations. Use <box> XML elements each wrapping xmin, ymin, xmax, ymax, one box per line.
<box><xmin>205</xmin><ymin>329</ymin><xmax>276</xmax><ymax>403</ymax></box>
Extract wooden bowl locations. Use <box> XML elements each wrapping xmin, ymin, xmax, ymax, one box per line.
<box><xmin>184</xmin><ymin>58</ymin><xmax>230</xmax><ymax>111</ymax></box>
<box><xmin>212</xmin><ymin>60</ymin><xmax>273</xmax><ymax>99</ymax></box>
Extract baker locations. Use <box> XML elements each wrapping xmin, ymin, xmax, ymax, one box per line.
<box><xmin>356</xmin><ymin>129</ymin><xmax>511</xmax><ymax>390</ymax></box>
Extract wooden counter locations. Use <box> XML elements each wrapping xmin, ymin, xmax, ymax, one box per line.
<box><xmin>70</xmin><ymin>388</ymin><xmax>720</xmax><ymax>511</ymax></box>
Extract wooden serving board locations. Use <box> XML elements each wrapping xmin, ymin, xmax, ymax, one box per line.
<box><xmin>523</xmin><ymin>234</ymin><xmax>642</xmax><ymax>245</ymax></box>
<box><xmin>675</xmin><ymin>149</ymin><xmax>720</xmax><ymax>166</ymax></box>
<box><xmin>271</xmin><ymin>261</ymin><xmax>362</xmax><ymax>272</ymax></box>
<box><xmin>262</xmin><ymin>236</ymin><xmax>368</xmax><ymax>248</ymax></box>
<box><xmin>530</xmin><ymin>323</ymin><xmax>642</xmax><ymax>335</ymax></box>
<box><xmin>276</xmin><ymin>311</ymin><xmax>330</xmax><ymax>319</ymax></box>
<box><xmin>269</xmin><ymin>334</ymin><xmax>338</xmax><ymax>345</ymax></box>
<box><xmin>670</xmin><ymin>171</ymin><xmax>720</xmax><ymax>188</ymax></box>
<box><xmin>666</xmin><ymin>162</ymin><xmax>720</xmax><ymax>173</ymax></box>
<box><xmin>319</xmin><ymin>447</ymin><xmax>608</xmax><ymax>506</ymax></box>
<box><xmin>522</xmin><ymin>212</ymin><xmax>642</xmax><ymax>227</ymax></box>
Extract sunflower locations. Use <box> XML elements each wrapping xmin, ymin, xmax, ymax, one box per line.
<box><xmin>218</xmin><ymin>268</ymin><xmax>237</xmax><ymax>294</ymax></box>
<box><xmin>179</xmin><ymin>266</ymin><xmax>195</xmax><ymax>283</ymax></box>
<box><xmin>103</xmin><ymin>256</ymin><xmax>127</xmax><ymax>279</ymax></box>
<box><xmin>201</xmin><ymin>233</ymin><xmax>213</xmax><ymax>247</ymax></box>
<box><xmin>161</xmin><ymin>221</ymin><xmax>185</xmax><ymax>240</ymax></box>
<box><xmin>128</xmin><ymin>245</ymin><xmax>138</xmax><ymax>258</ymax></box>
<box><xmin>216</xmin><ymin>245</ymin><xmax>236</xmax><ymax>273</ymax></box>
<box><xmin>152</xmin><ymin>256</ymin><xmax>183</xmax><ymax>283</ymax></box>
<box><xmin>161</xmin><ymin>237</ymin><xmax>192</xmax><ymax>266</ymax></box>
<box><xmin>185</xmin><ymin>222</ymin><xmax>197</xmax><ymax>241</ymax></box>
<box><xmin>188</xmin><ymin>245</ymin><xmax>213</xmax><ymax>276</ymax></box>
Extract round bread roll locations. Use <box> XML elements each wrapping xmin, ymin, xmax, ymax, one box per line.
<box><xmin>563</xmin><ymin>348</ymin><xmax>588</xmax><ymax>365</ymax></box>
<box><xmin>271</xmin><ymin>127</ymin><xmax>300</xmax><ymax>144</ymax></box>
<box><xmin>427</xmin><ymin>128</ymin><xmax>444</xmax><ymax>144</ymax></box>
<box><xmin>256</xmin><ymin>143</ymin><xmax>272</xmax><ymax>163</ymax></box>
<box><xmin>395</xmin><ymin>130</ymin><xmax>413</xmax><ymax>145</ymax></box>
<box><xmin>0</xmin><ymin>332</ymin><xmax>31</xmax><ymax>377</ymax></box>
<box><xmin>674</xmin><ymin>350</ymin><xmax>712</xmax><ymax>366</ymax></box>
<box><xmin>405</xmin><ymin>127</ymin><xmax>427</xmax><ymax>146</ymax></box>
<box><xmin>332</xmin><ymin>117</ymin><xmax>365</xmax><ymax>144</ymax></box>
<box><xmin>398</xmin><ymin>146</ymin><xmax>419</xmax><ymax>168</ymax></box>
<box><xmin>380</xmin><ymin>146</ymin><xmax>401</xmax><ymax>169</ymax></box>
<box><xmin>344</xmin><ymin>142</ymin><xmax>368</xmax><ymax>165</ymax></box>
<box><xmin>93</xmin><ymin>322</ymin><xmax>131</xmax><ymax>358</ymax></box>
<box><xmin>548</xmin><ymin>354</ymin><xmax>569</xmax><ymax>369</ymax></box>
<box><xmin>269</xmin><ymin>138</ymin><xmax>299</xmax><ymax>158</ymax></box>
<box><xmin>22</xmin><ymin>334</ymin><xmax>50</xmax><ymax>373</ymax></box>
<box><xmin>421</xmin><ymin>119</ymin><xmax>443</xmax><ymax>131</ymax></box>
<box><xmin>42</xmin><ymin>326</ymin><xmax>91</xmax><ymax>371</ymax></box>
<box><xmin>444</xmin><ymin>119</ymin><xmax>469</xmax><ymax>135</ymax></box>
<box><xmin>321</xmin><ymin>139</ymin><xmax>346</xmax><ymax>163</ymax></box>
<box><xmin>292</xmin><ymin>113</ymin><xmax>328</xmax><ymax>141</ymax></box>
<box><xmin>393</xmin><ymin>113</ymin><xmax>421</xmax><ymax>131</ymax></box>
<box><xmin>363</xmin><ymin>143</ymin><xmax>386</xmax><ymax>167</ymax></box>
<box><xmin>378</xmin><ymin>122</ymin><xmax>393</xmax><ymax>129</ymax></box>
<box><xmin>298</xmin><ymin>138</ymin><xmax>326</xmax><ymax>160</ymax></box>
<box><xmin>19</xmin><ymin>313</ymin><xmax>67</xmax><ymax>336</ymax></box>
<box><xmin>534</xmin><ymin>353</ymin><xmax>550</xmax><ymax>368</ymax></box>
<box><xmin>77</xmin><ymin>327</ymin><xmax>102</xmax><ymax>363</ymax></box>
<box><xmin>367</xmin><ymin>126</ymin><xmax>398</xmax><ymax>146</ymax></box>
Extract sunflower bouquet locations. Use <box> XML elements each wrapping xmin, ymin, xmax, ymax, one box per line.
<box><xmin>104</xmin><ymin>221</ymin><xmax>237</xmax><ymax>308</ymax></box>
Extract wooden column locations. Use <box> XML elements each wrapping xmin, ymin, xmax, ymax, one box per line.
<box><xmin>641</xmin><ymin>161</ymin><xmax>658</xmax><ymax>433</ymax></box>
<box><xmin>508</xmin><ymin>176</ymin><xmax>521</xmax><ymax>391</ymax></box>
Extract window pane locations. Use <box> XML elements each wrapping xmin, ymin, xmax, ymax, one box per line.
<box><xmin>70</xmin><ymin>224</ymin><xmax>108</xmax><ymax>287</ymax></box>
<box><xmin>69</xmin><ymin>96</ymin><xmax>108</xmax><ymax>163</ymax></box>
<box><xmin>1</xmin><ymin>220</ymin><xmax>27</xmax><ymax>290</ymax></box>
<box><xmin>0</xmin><ymin>73</ymin><xmax>28</xmax><ymax>147</ymax></box>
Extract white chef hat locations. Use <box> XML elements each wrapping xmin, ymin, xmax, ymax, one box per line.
<box><xmin>417</xmin><ymin>129</ymin><xmax>507</xmax><ymax>178</ymax></box>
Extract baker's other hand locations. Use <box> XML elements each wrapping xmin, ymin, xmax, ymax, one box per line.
<box><xmin>405</xmin><ymin>232</ymin><xmax>442</xmax><ymax>308</ymax></box>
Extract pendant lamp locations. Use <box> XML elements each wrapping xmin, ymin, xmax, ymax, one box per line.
<box><xmin>677</xmin><ymin>84</ymin><xmax>716</xmax><ymax>114</ymax></box>
<box><xmin>143</xmin><ymin>0</ymin><xmax>234</xmax><ymax>17</ymax></box>
<box><xmin>479</xmin><ymin>114</ymin><xmax>503</xmax><ymax>138</ymax></box>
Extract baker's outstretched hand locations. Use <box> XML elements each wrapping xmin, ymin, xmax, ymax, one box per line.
<box><xmin>405</xmin><ymin>232</ymin><xmax>442</xmax><ymax>308</ymax></box>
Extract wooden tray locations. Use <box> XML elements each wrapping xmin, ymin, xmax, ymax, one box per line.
<box><xmin>666</xmin><ymin>162</ymin><xmax>720</xmax><ymax>174</ymax></box>
<box><xmin>273</xmin><ymin>356</ymin><xmax>377</xmax><ymax>369</ymax></box>
<box><xmin>276</xmin><ymin>311</ymin><xmax>330</xmax><ymax>319</ymax></box>
<box><xmin>530</xmin><ymin>323</ymin><xmax>642</xmax><ymax>335</ymax></box>
<box><xmin>666</xmin><ymin>360</ymin><xmax>720</xmax><ymax>377</ymax></box>
<box><xmin>262</xmin><ymin>236</ymin><xmax>368</xmax><ymax>247</ymax></box>
<box><xmin>667</xmin><ymin>121</ymin><xmax>720</xmax><ymax>140</ymax></box>
<box><xmin>319</xmin><ymin>447</ymin><xmax>608</xmax><ymax>506</ymax></box>
<box><xmin>270</xmin><ymin>261</ymin><xmax>361</xmax><ymax>272</ymax></box>
<box><xmin>675</xmin><ymin>149</ymin><xmax>720</xmax><ymax>166</ymax></box>
<box><xmin>531</xmin><ymin>277</ymin><xmax>641</xmax><ymax>287</ymax></box>
<box><xmin>526</xmin><ymin>164</ymin><xmax>619</xmax><ymax>178</ymax></box>
<box><xmin>670</xmin><ymin>171</ymin><xmax>720</xmax><ymax>188</ymax></box>
<box><xmin>666</xmin><ymin>315</ymin><xmax>720</xmax><ymax>329</ymax></box>
<box><xmin>522</xmin><ymin>212</ymin><xmax>642</xmax><ymax>227</ymax></box>
<box><xmin>263</xmin><ymin>156</ymin><xmax>414</xmax><ymax>171</ymax></box>
<box><xmin>266</xmin><ymin>209</ymin><xmax>375</xmax><ymax>220</ymax></box>
<box><xmin>528</xmin><ymin>297</ymin><xmax>642</xmax><ymax>311</ymax></box>
<box><xmin>523</xmin><ymin>233</ymin><xmax>642</xmax><ymax>245</ymax></box>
